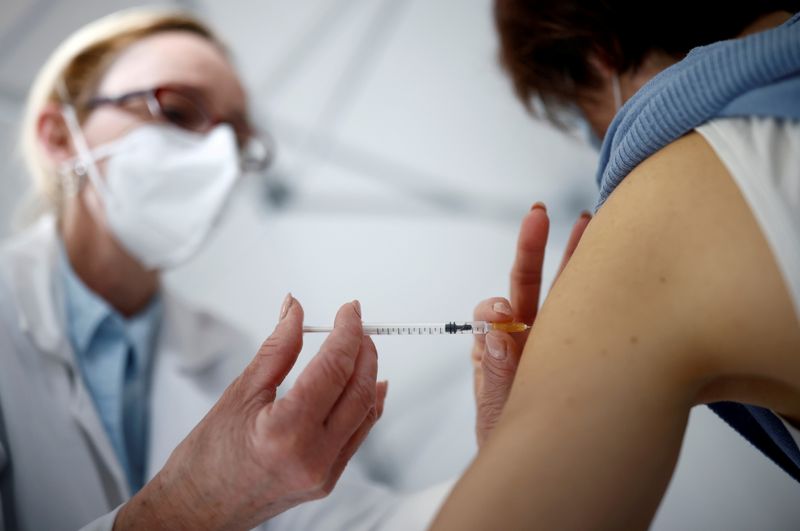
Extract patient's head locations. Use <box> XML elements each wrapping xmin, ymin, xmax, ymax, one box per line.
<box><xmin>493</xmin><ymin>0</ymin><xmax>795</xmax><ymax>141</ymax></box>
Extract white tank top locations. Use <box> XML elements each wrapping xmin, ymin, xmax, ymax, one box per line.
<box><xmin>696</xmin><ymin>116</ymin><xmax>800</xmax><ymax>446</ymax></box>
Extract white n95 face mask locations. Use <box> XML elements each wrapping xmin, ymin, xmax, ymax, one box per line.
<box><xmin>60</xmin><ymin>104</ymin><xmax>240</xmax><ymax>270</ymax></box>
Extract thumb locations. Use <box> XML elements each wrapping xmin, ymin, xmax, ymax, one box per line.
<box><xmin>482</xmin><ymin>331</ymin><xmax>520</xmax><ymax>390</ymax></box>
<box><xmin>242</xmin><ymin>293</ymin><xmax>305</xmax><ymax>398</ymax></box>
<box><xmin>477</xmin><ymin>331</ymin><xmax>520</xmax><ymax>446</ymax></box>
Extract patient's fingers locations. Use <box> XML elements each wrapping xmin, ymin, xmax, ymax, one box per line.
<box><xmin>476</xmin><ymin>330</ymin><xmax>521</xmax><ymax>448</ymax></box>
<box><xmin>472</xmin><ymin>297</ymin><xmax>513</xmax><ymax>360</ymax></box>
<box><xmin>555</xmin><ymin>211</ymin><xmax>592</xmax><ymax>284</ymax></box>
<box><xmin>472</xmin><ymin>297</ymin><xmax>514</xmax><ymax>397</ymax></box>
<box><xmin>510</xmin><ymin>204</ymin><xmax>549</xmax><ymax>328</ymax></box>
<box><xmin>473</xmin><ymin>297</ymin><xmax>514</xmax><ymax>324</ymax></box>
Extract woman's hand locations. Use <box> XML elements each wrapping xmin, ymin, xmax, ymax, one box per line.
<box><xmin>473</xmin><ymin>204</ymin><xmax>590</xmax><ymax>447</ymax></box>
<box><xmin>115</xmin><ymin>296</ymin><xmax>387</xmax><ymax>531</ymax></box>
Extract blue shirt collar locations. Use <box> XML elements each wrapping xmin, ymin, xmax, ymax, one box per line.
<box><xmin>57</xmin><ymin>239</ymin><xmax>162</xmax><ymax>368</ymax></box>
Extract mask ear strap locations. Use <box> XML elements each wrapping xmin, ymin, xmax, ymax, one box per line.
<box><xmin>55</xmin><ymin>80</ymin><xmax>112</xmax><ymax>199</ymax></box>
<box><xmin>611</xmin><ymin>74</ymin><xmax>623</xmax><ymax>112</ymax></box>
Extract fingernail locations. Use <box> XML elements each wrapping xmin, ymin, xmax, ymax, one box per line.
<box><xmin>352</xmin><ymin>299</ymin><xmax>362</xmax><ymax>317</ymax></box>
<box><xmin>580</xmin><ymin>210</ymin><xmax>592</xmax><ymax>219</ymax></box>
<box><xmin>531</xmin><ymin>202</ymin><xmax>546</xmax><ymax>212</ymax></box>
<box><xmin>492</xmin><ymin>301</ymin><xmax>512</xmax><ymax>317</ymax></box>
<box><xmin>485</xmin><ymin>334</ymin><xmax>507</xmax><ymax>361</ymax></box>
<box><xmin>279</xmin><ymin>293</ymin><xmax>293</xmax><ymax>321</ymax></box>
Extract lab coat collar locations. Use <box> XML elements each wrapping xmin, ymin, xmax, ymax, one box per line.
<box><xmin>0</xmin><ymin>214</ymin><xmax>236</xmax><ymax>504</ymax></box>
<box><xmin>1</xmin><ymin>215</ymin><xmax>72</xmax><ymax>362</ymax></box>
<box><xmin>0</xmin><ymin>216</ymin><xmax>130</xmax><ymax>500</ymax></box>
<box><xmin>0</xmin><ymin>215</ymin><xmax>229</xmax><ymax>373</ymax></box>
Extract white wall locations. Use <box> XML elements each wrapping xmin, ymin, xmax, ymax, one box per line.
<box><xmin>1</xmin><ymin>1</ymin><xmax>797</xmax><ymax>529</ymax></box>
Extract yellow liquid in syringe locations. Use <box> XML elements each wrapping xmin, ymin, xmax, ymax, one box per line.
<box><xmin>489</xmin><ymin>322</ymin><xmax>530</xmax><ymax>333</ymax></box>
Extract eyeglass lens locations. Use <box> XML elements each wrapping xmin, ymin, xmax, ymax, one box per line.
<box><xmin>153</xmin><ymin>89</ymin><xmax>211</xmax><ymax>133</ymax></box>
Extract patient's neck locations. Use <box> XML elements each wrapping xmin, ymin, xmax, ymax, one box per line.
<box><xmin>738</xmin><ymin>11</ymin><xmax>792</xmax><ymax>37</ymax></box>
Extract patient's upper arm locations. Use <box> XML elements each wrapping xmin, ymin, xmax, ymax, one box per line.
<box><xmin>509</xmin><ymin>131</ymin><xmax>800</xmax><ymax>414</ymax></box>
<box><xmin>431</xmin><ymin>132</ymin><xmax>800</xmax><ymax>531</ymax></box>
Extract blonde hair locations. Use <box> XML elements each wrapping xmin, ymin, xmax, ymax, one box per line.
<box><xmin>19</xmin><ymin>7</ymin><xmax>223</xmax><ymax>218</ymax></box>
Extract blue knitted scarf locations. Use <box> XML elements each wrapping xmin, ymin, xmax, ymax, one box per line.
<box><xmin>596</xmin><ymin>12</ymin><xmax>800</xmax><ymax>206</ymax></box>
<box><xmin>594</xmin><ymin>13</ymin><xmax>800</xmax><ymax>482</ymax></box>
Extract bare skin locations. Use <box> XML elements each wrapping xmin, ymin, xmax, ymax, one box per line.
<box><xmin>432</xmin><ymin>132</ymin><xmax>800</xmax><ymax>530</ymax></box>
<box><xmin>432</xmin><ymin>10</ymin><xmax>799</xmax><ymax>530</ymax></box>
<box><xmin>117</xmin><ymin>298</ymin><xmax>389</xmax><ymax>531</ymax></box>
<box><xmin>472</xmin><ymin>205</ymin><xmax>591</xmax><ymax>447</ymax></box>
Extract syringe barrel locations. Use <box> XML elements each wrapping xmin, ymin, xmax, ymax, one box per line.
<box><xmin>304</xmin><ymin>322</ymin><xmax>495</xmax><ymax>335</ymax></box>
<box><xmin>363</xmin><ymin>322</ymin><xmax>492</xmax><ymax>335</ymax></box>
<box><xmin>363</xmin><ymin>323</ymin><xmax>448</xmax><ymax>335</ymax></box>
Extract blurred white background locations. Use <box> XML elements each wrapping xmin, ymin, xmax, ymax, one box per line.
<box><xmin>0</xmin><ymin>1</ymin><xmax>797</xmax><ymax>529</ymax></box>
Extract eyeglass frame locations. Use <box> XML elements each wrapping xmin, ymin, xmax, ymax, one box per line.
<box><xmin>82</xmin><ymin>83</ymin><xmax>275</xmax><ymax>172</ymax></box>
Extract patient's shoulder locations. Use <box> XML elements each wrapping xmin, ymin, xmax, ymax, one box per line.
<box><xmin>600</xmin><ymin>132</ymin><xmax>726</xmax><ymax>226</ymax></box>
<box><xmin>579</xmin><ymin>132</ymin><xmax>800</xmax><ymax>406</ymax></box>
<box><xmin>578</xmin><ymin>133</ymin><xmax>736</xmax><ymax>293</ymax></box>
<box><xmin>593</xmin><ymin>131</ymin><xmax>770</xmax><ymax>274</ymax></box>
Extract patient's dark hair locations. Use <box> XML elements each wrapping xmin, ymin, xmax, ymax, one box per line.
<box><xmin>495</xmin><ymin>0</ymin><xmax>799</xmax><ymax>122</ymax></box>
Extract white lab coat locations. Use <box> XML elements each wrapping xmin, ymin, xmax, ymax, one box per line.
<box><xmin>0</xmin><ymin>216</ymin><xmax>452</xmax><ymax>531</ymax></box>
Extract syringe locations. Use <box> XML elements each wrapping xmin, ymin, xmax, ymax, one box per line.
<box><xmin>303</xmin><ymin>321</ymin><xmax>529</xmax><ymax>336</ymax></box>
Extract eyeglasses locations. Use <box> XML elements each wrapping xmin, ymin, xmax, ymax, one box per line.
<box><xmin>85</xmin><ymin>84</ymin><xmax>275</xmax><ymax>172</ymax></box>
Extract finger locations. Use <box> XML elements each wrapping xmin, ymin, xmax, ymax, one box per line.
<box><xmin>473</xmin><ymin>355</ymin><xmax>484</xmax><ymax>404</ymax></box>
<box><xmin>471</xmin><ymin>297</ymin><xmax>514</xmax><ymax>365</ymax></box>
<box><xmin>555</xmin><ymin>211</ymin><xmax>592</xmax><ymax>284</ymax></box>
<box><xmin>482</xmin><ymin>332</ymin><xmax>521</xmax><ymax>393</ymax></box>
<box><xmin>472</xmin><ymin>297</ymin><xmax>512</xmax><ymax>403</ymax></box>
<box><xmin>325</xmin><ymin>335</ymin><xmax>378</xmax><ymax>443</ymax></box>
<box><xmin>241</xmin><ymin>294</ymin><xmax>304</xmax><ymax>399</ymax></box>
<box><xmin>473</xmin><ymin>297</ymin><xmax>514</xmax><ymax>323</ymax></box>
<box><xmin>510</xmin><ymin>203</ymin><xmax>550</xmax><ymax>327</ymax></box>
<box><xmin>285</xmin><ymin>301</ymin><xmax>364</xmax><ymax>423</ymax></box>
<box><xmin>375</xmin><ymin>380</ymin><xmax>388</xmax><ymax>420</ymax></box>
<box><xmin>322</xmin><ymin>396</ymin><xmax>381</xmax><ymax>496</ymax></box>
<box><xmin>321</xmin><ymin>378</ymin><xmax>388</xmax><ymax>496</ymax></box>
<box><xmin>477</xmin><ymin>331</ymin><xmax>521</xmax><ymax>447</ymax></box>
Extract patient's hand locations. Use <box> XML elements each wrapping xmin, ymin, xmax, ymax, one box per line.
<box><xmin>472</xmin><ymin>204</ymin><xmax>590</xmax><ymax>447</ymax></box>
